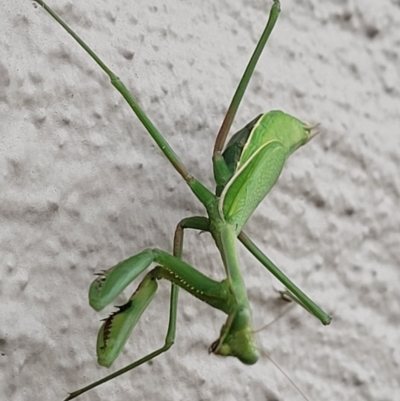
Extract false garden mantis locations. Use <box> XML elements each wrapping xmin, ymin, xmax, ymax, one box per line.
<box><xmin>32</xmin><ymin>0</ymin><xmax>332</xmax><ymax>399</ymax></box>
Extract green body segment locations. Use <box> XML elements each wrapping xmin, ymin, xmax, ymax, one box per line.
<box><xmin>89</xmin><ymin>247</ymin><xmax>233</xmax><ymax>316</ymax></box>
<box><xmin>30</xmin><ymin>1</ymin><xmax>333</xmax><ymax>399</ymax></box>
<box><xmin>222</xmin><ymin>141</ymin><xmax>287</xmax><ymax>232</ymax></box>
<box><xmin>90</xmin><ymin>249</ymin><xmax>234</xmax><ymax>317</ymax></box>
<box><xmin>88</xmin><ymin>233</ymin><xmax>260</xmax><ymax>368</ymax></box>
<box><xmin>237</xmin><ymin>111</ymin><xmax>309</xmax><ymax>168</ymax></box>
<box><xmin>89</xmin><ymin>250</ymin><xmax>154</xmax><ymax>311</ymax></box>
<box><xmin>151</xmin><ymin>251</ymin><xmax>233</xmax><ymax>313</ymax></box>
<box><xmin>210</xmin><ymin>224</ymin><xmax>259</xmax><ymax>365</ymax></box>
<box><xmin>214</xmin><ymin>114</ymin><xmax>261</xmax><ymax>196</ymax></box>
<box><xmin>220</xmin><ymin>111</ymin><xmax>311</xmax><ymax>232</ymax></box>
<box><xmin>97</xmin><ymin>272</ymin><xmax>158</xmax><ymax>367</ymax></box>
<box><xmin>238</xmin><ymin>231</ymin><xmax>332</xmax><ymax>325</ymax></box>
<box><xmin>211</xmin><ymin>307</ymin><xmax>259</xmax><ymax>365</ymax></box>
<box><xmin>222</xmin><ymin>114</ymin><xmax>262</xmax><ymax>177</ymax></box>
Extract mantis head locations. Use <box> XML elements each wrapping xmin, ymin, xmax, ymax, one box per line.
<box><xmin>209</xmin><ymin>307</ymin><xmax>260</xmax><ymax>365</ymax></box>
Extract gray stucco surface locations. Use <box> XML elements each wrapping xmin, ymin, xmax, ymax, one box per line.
<box><xmin>1</xmin><ymin>1</ymin><xmax>400</xmax><ymax>400</ymax></box>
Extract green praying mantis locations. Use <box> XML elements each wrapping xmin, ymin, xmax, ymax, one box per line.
<box><xmin>32</xmin><ymin>0</ymin><xmax>332</xmax><ymax>399</ymax></box>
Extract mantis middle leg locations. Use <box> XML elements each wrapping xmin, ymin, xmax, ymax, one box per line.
<box><xmin>238</xmin><ymin>231</ymin><xmax>331</xmax><ymax>325</ymax></box>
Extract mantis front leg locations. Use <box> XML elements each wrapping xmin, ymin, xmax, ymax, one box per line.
<box><xmin>64</xmin><ymin>217</ymin><xmax>211</xmax><ymax>400</ymax></box>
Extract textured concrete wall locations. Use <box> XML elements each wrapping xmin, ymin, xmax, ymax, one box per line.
<box><xmin>1</xmin><ymin>1</ymin><xmax>399</xmax><ymax>400</ymax></box>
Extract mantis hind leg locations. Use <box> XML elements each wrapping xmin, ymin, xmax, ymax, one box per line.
<box><xmin>64</xmin><ymin>217</ymin><xmax>210</xmax><ymax>400</ymax></box>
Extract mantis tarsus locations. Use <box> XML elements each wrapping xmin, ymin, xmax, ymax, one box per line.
<box><xmin>31</xmin><ymin>0</ymin><xmax>332</xmax><ymax>399</ymax></box>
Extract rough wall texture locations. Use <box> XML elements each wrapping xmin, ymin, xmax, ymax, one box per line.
<box><xmin>1</xmin><ymin>1</ymin><xmax>399</xmax><ymax>400</ymax></box>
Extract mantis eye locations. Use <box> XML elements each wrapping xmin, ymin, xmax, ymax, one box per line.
<box><xmin>219</xmin><ymin>111</ymin><xmax>311</xmax><ymax>232</ymax></box>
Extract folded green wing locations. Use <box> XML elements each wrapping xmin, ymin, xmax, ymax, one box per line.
<box><xmin>220</xmin><ymin>141</ymin><xmax>286</xmax><ymax>232</ymax></box>
<box><xmin>219</xmin><ymin>111</ymin><xmax>311</xmax><ymax>232</ymax></box>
